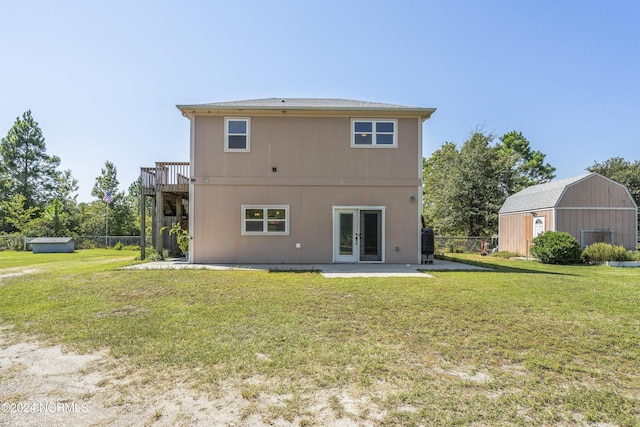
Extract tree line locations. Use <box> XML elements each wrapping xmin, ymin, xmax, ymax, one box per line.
<box><xmin>0</xmin><ymin>111</ymin><xmax>144</xmax><ymax>241</ymax></box>
<box><xmin>423</xmin><ymin>130</ymin><xmax>640</xmax><ymax>237</ymax></box>
<box><xmin>2</xmin><ymin>110</ymin><xmax>638</xmax><ymax>242</ymax></box>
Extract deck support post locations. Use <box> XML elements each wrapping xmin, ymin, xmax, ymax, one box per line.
<box><xmin>154</xmin><ymin>190</ymin><xmax>164</xmax><ymax>253</ymax></box>
<box><xmin>176</xmin><ymin>195</ymin><xmax>183</xmax><ymax>227</ymax></box>
<box><xmin>140</xmin><ymin>190</ymin><xmax>146</xmax><ymax>260</ymax></box>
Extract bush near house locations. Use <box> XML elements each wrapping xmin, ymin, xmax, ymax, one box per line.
<box><xmin>581</xmin><ymin>242</ymin><xmax>628</xmax><ymax>264</ymax></box>
<box><xmin>530</xmin><ymin>231</ymin><xmax>582</xmax><ymax>264</ymax></box>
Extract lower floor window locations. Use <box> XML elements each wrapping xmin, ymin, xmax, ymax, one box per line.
<box><xmin>242</xmin><ymin>205</ymin><xmax>289</xmax><ymax>235</ymax></box>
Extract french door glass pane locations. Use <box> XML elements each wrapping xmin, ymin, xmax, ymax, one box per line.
<box><xmin>339</xmin><ymin>213</ymin><xmax>354</xmax><ymax>255</ymax></box>
<box><xmin>360</xmin><ymin>211</ymin><xmax>382</xmax><ymax>261</ymax></box>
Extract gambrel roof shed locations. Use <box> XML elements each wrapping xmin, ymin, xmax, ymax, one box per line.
<box><xmin>499</xmin><ymin>174</ymin><xmax>594</xmax><ymax>214</ymax></box>
<box><xmin>498</xmin><ymin>172</ymin><xmax>638</xmax><ymax>254</ymax></box>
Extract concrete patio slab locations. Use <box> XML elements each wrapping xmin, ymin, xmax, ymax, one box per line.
<box><xmin>123</xmin><ymin>258</ymin><xmax>488</xmax><ymax>277</ymax></box>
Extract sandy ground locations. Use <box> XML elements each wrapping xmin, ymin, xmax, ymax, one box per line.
<box><xmin>0</xmin><ymin>326</ymin><xmax>393</xmax><ymax>427</ymax></box>
<box><xmin>0</xmin><ymin>268</ymin><xmax>391</xmax><ymax>426</ymax></box>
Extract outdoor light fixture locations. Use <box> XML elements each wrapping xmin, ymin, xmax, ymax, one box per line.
<box><xmin>410</xmin><ymin>196</ymin><xmax>416</xmax><ymax>203</ymax></box>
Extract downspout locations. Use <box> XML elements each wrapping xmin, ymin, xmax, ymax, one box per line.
<box><xmin>140</xmin><ymin>174</ymin><xmax>146</xmax><ymax>260</ymax></box>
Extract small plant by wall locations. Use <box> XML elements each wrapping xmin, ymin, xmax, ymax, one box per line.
<box><xmin>581</xmin><ymin>242</ymin><xmax>628</xmax><ymax>264</ymax></box>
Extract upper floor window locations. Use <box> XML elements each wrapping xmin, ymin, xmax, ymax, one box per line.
<box><xmin>351</xmin><ymin>119</ymin><xmax>397</xmax><ymax>148</ymax></box>
<box><xmin>242</xmin><ymin>205</ymin><xmax>289</xmax><ymax>235</ymax></box>
<box><xmin>225</xmin><ymin>118</ymin><xmax>250</xmax><ymax>152</ymax></box>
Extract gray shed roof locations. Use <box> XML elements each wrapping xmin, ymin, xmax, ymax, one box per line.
<box><xmin>177</xmin><ymin>98</ymin><xmax>436</xmax><ymax>120</ymax></box>
<box><xmin>499</xmin><ymin>173</ymin><xmax>594</xmax><ymax>214</ymax></box>
<box><xmin>30</xmin><ymin>237</ymin><xmax>74</xmax><ymax>244</ymax></box>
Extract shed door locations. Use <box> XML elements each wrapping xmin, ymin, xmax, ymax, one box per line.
<box><xmin>533</xmin><ymin>217</ymin><xmax>545</xmax><ymax>238</ymax></box>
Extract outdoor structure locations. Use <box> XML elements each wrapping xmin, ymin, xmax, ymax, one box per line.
<box><xmin>140</xmin><ymin>162</ymin><xmax>189</xmax><ymax>257</ymax></box>
<box><xmin>172</xmin><ymin>98</ymin><xmax>436</xmax><ymax>264</ymax></box>
<box><xmin>29</xmin><ymin>237</ymin><xmax>75</xmax><ymax>253</ymax></box>
<box><xmin>498</xmin><ymin>172</ymin><xmax>638</xmax><ymax>256</ymax></box>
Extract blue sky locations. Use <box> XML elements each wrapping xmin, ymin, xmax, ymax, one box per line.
<box><xmin>1</xmin><ymin>1</ymin><xmax>638</xmax><ymax>202</ymax></box>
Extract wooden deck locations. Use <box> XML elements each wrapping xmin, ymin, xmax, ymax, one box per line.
<box><xmin>140</xmin><ymin>162</ymin><xmax>190</xmax><ymax>259</ymax></box>
<box><xmin>141</xmin><ymin>162</ymin><xmax>190</xmax><ymax>195</ymax></box>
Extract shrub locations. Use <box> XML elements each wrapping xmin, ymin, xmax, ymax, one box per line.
<box><xmin>530</xmin><ymin>231</ymin><xmax>581</xmax><ymax>264</ymax></box>
<box><xmin>581</xmin><ymin>242</ymin><xmax>628</xmax><ymax>264</ymax></box>
<box><xmin>625</xmin><ymin>250</ymin><xmax>640</xmax><ymax>261</ymax></box>
<box><xmin>139</xmin><ymin>248</ymin><xmax>163</xmax><ymax>261</ymax></box>
<box><xmin>114</xmin><ymin>241</ymin><xmax>123</xmax><ymax>251</ymax></box>
<box><xmin>491</xmin><ymin>251</ymin><xmax>521</xmax><ymax>259</ymax></box>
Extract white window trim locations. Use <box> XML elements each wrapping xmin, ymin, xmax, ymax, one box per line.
<box><xmin>241</xmin><ymin>205</ymin><xmax>289</xmax><ymax>235</ymax></box>
<box><xmin>351</xmin><ymin>119</ymin><xmax>398</xmax><ymax>148</ymax></box>
<box><xmin>225</xmin><ymin>117</ymin><xmax>251</xmax><ymax>152</ymax></box>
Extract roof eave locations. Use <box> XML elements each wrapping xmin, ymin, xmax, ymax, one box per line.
<box><xmin>176</xmin><ymin>104</ymin><xmax>436</xmax><ymax>120</ymax></box>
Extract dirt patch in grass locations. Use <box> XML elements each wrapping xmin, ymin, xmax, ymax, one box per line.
<box><xmin>0</xmin><ymin>269</ymin><xmax>37</xmax><ymax>283</ymax></box>
<box><xmin>0</xmin><ymin>328</ymin><xmax>392</xmax><ymax>426</ymax></box>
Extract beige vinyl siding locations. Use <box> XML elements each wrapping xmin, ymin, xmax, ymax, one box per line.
<box><xmin>190</xmin><ymin>115</ymin><xmax>422</xmax><ymax>264</ymax></box>
<box><xmin>193</xmin><ymin>116</ymin><xmax>419</xmax><ymax>181</ymax></box>
<box><xmin>191</xmin><ymin>185</ymin><xmax>419</xmax><ymax>264</ymax></box>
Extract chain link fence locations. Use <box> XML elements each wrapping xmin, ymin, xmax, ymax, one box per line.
<box><xmin>435</xmin><ymin>236</ymin><xmax>499</xmax><ymax>254</ymax></box>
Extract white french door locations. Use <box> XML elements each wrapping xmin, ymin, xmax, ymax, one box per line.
<box><xmin>333</xmin><ymin>207</ymin><xmax>384</xmax><ymax>263</ymax></box>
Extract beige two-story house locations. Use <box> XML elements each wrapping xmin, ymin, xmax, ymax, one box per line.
<box><xmin>176</xmin><ymin>98</ymin><xmax>436</xmax><ymax>264</ymax></box>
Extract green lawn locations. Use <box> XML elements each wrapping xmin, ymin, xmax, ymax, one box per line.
<box><xmin>0</xmin><ymin>250</ymin><xmax>638</xmax><ymax>425</ymax></box>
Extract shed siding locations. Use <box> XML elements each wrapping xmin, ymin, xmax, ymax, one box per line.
<box><xmin>498</xmin><ymin>209</ymin><xmax>554</xmax><ymax>256</ymax></box>
<box><xmin>554</xmin><ymin>174</ymin><xmax>637</xmax><ymax>249</ymax></box>
<box><xmin>556</xmin><ymin>208</ymin><xmax>637</xmax><ymax>249</ymax></box>
<box><xmin>557</xmin><ymin>174</ymin><xmax>636</xmax><ymax>208</ymax></box>
<box><xmin>32</xmin><ymin>242</ymin><xmax>74</xmax><ymax>253</ymax></box>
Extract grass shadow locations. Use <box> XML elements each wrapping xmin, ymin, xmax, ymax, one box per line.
<box><xmin>268</xmin><ymin>268</ymin><xmax>322</xmax><ymax>274</ymax></box>
<box><xmin>435</xmin><ymin>254</ymin><xmax>582</xmax><ymax>276</ymax></box>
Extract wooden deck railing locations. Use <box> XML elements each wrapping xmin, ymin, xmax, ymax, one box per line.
<box><xmin>141</xmin><ymin>162</ymin><xmax>190</xmax><ymax>194</ymax></box>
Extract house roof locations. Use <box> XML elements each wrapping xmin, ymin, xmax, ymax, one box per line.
<box><xmin>177</xmin><ymin>98</ymin><xmax>436</xmax><ymax>120</ymax></box>
<box><xmin>499</xmin><ymin>173</ymin><xmax>595</xmax><ymax>214</ymax></box>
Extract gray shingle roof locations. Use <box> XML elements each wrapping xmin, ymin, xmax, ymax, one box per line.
<box><xmin>499</xmin><ymin>173</ymin><xmax>594</xmax><ymax>214</ymax></box>
<box><xmin>177</xmin><ymin>98</ymin><xmax>435</xmax><ymax>118</ymax></box>
<box><xmin>29</xmin><ymin>237</ymin><xmax>74</xmax><ymax>244</ymax></box>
